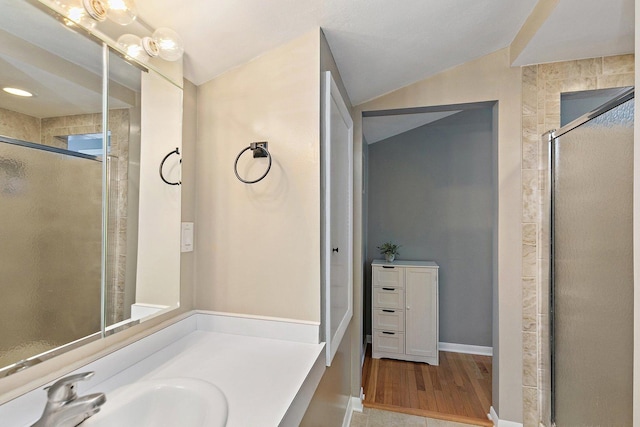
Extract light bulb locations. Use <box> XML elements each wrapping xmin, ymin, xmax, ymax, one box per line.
<box><xmin>105</xmin><ymin>0</ymin><xmax>137</xmax><ymax>25</ymax></box>
<box><xmin>152</xmin><ymin>27</ymin><xmax>184</xmax><ymax>62</ymax></box>
<box><xmin>53</xmin><ymin>0</ymin><xmax>97</xmax><ymax>28</ymax></box>
<box><xmin>117</xmin><ymin>34</ymin><xmax>144</xmax><ymax>60</ymax></box>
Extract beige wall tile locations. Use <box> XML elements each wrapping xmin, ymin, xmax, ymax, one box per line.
<box><xmin>523</xmin><ymin>386</ymin><xmax>539</xmax><ymax>427</ymax></box>
<box><xmin>523</xmin><ymin>350</ymin><xmax>537</xmax><ymax>387</ymax></box>
<box><xmin>522</xmin><ymin>169</ymin><xmax>539</xmax><ymax>223</ymax></box>
<box><xmin>523</xmin><ymin>66</ymin><xmax>538</xmax><ymax>116</ymax></box>
<box><xmin>522</xmin><ymin>244</ymin><xmax>536</xmax><ymax>277</ymax></box>
<box><xmin>66</xmin><ymin>113</ymin><xmax>94</xmax><ymax>127</ymax></box>
<box><xmin>523</xmin><ymin>277</ymin><xmax>537</xmax><ymax>332</ymax></box>
<box><xmin>538</xmin><ymin>62</ymin><xmax>568</xmax><ymax>81</ymax></box>
<box><xmin>574</xmin><ymin>58</ymin><xmax>602</xmax><ymax>77</ymax></box>
<box><xmin>522</xmin><ymin>223</ymin><xmax>537</xmax><ymax>246</ymax></box>
<box><xmin>560</xmin><ymin>77</ymin><xmax>597</xmax><ymax>93</ymax></box>
<box><xmin>602</xmin><ymin>54</ymin><xmax>634</xmax><ymax>75</ymax></box>
<box><xmin>543</xmin><ymin>97</ymin><xmax>559</xmax><ymax>116</ymax></box>
<box><xmin>523</xmin><ymin>331</ymin><xmax>537</xmax><ymax>355</ymax></box>
<box><xmin>0</xmin><ymin>108</ymin><xmax>41</xmax><ymax>143</ymax></box>
<box><xmin>597</xmin><ymin>73</ymin><xmax>634</xmax><ymax>89</ymax></box>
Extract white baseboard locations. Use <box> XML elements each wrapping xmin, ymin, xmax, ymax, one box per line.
<box><xmin>342</xmin><ymin>396</ymin><xmax>355</xmax><ymax>427</ymax></box>
<box><xmin>355</xmin><ymin>388</ymin><xmax>364</xmax><ymax>412</ymax></box>
<box><xmin>342</xmin><ymin>394</ymin><xmax>364</xmax><ymax>427</ymax></box>
<box><xmin>366</xmin><ymin>334</ymin><xmax>372</xmax><ymax>344</ymax></box>
<box><xmin>439</xmin><ymin>342</ymin><xmax>493</xmax><ymax>356</ymax></box>
<box><xmin>489</xmin><ymin>406</ymin><xmax>523</xmax><ymax>427</ymax></box>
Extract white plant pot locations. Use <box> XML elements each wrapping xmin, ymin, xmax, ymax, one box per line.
<box><xmin>385</xmin><ymin>253</ymin><xmax>395</xmax><ymax>262</ymax></box>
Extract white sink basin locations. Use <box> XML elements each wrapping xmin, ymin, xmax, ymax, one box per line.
<box><xmin>82</xmin><ymin>378</ymin><xmax>228</xmax><ymax>427</ymax></box>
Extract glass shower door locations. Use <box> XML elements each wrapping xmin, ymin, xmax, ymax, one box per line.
<box><xmin>551</xmin><ymin>93</ymin><xmax>634</xmax><ymax>426</ymax></box>
<box><xmin>0</xmin><ymin>139</ymin><xmax>102</xmax><ymax>369</ymax></box>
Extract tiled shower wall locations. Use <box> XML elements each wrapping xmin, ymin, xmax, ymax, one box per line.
<box><xmin>520</xmin><ymin>54</ymin><xmax>634</xmax><ymax>427</ymax></box>
<box><xmin>0</xmin><ymin>107</ymin><xmax>41</xmax><ymax>143</ymax></box>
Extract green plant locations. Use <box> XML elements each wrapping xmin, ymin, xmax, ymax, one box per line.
<box><xmin>377</xmin><ymin>242</ymin><xmax>400</xmax><ymax>256</ymax></box>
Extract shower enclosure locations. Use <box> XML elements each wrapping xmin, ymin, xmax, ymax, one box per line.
<box><xmin>0</xmin><ymin>137</ymin><xmax>103</xmax><ymax>368</ymax></box>
<box><xmin>549</xmin><ymin>89</ymin><xmax>634</xmax><ymax>425</ymax></box>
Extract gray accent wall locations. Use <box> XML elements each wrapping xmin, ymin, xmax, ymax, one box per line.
<box><xmin>365</xmin><ymin>107</ymin><xmax>495</xmax><ymax>347</ymax></box>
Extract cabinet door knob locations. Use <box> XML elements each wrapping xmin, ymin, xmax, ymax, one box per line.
<box><xmin>332</xmin><ymin>247</ymin><xmax>339</xmax><ymax>253</ymax></box>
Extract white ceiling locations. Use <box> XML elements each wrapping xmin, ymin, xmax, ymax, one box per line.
<box><xmin>135</xmin><ymin>0</ymin><xmax>540</xmax><ymax>105</ymax></box>
<box><xmin>513</xmin><ymin>0</ymin><xmax>634</xmax><ymax>66</ymax></box>
<box><xmin>135</xmin><ymin>0</ymin><xmax>635</xmax><ymax>105</ymax></box>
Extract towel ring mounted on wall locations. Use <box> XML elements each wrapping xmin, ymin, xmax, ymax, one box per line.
<box><xmin>234</xmin><ymin>141</ymin><xmax>272</xmax><ymax>184</ymax></box>
<box><xmin>159</xmin><ymin>147</ymin><xmax>181</xmax><ymax>186</ymax></box>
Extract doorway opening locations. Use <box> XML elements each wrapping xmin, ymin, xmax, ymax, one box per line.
<box><xmin>360</xmin><ymin>101</ymin><xmax>497</xmax><ymax>425</ymax></box>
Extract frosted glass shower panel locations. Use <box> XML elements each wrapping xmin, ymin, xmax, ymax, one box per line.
<box><xmin>0</xmin><ymin>141</ymin><xmax>102</xmax><ymax>368</ymax></box>
<box><xmin>552</xmin><ymin>97</ymin><xmax>634</xmax><ymax>425</ymax></box>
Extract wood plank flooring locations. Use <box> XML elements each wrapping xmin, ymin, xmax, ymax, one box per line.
<box><xmin>362</xmin><ymin>346</ymin><xmax>493</xmax><ymax>427</ymax></box>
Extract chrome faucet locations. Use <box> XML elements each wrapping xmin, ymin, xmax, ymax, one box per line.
<box><xmin>31</xmin><ymin>372</ymin><xmax>106</xmax><ymax>427</ymax></box>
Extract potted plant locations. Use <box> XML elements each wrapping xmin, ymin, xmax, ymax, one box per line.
<box><xmin>377</xmin><ymin>242</ymin><xmax>400</xmax><ymax>263</ymax></box>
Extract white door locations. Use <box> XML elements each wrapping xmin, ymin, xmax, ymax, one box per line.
<box><xmin>405</xmin><ymin>268</ymin><xmax>438</xmax><ymax>358</ymax></box>
<box><xmin>322</xmin><ymin>71</ymin><xmax>353</xmax><ymax>366</ymax></box>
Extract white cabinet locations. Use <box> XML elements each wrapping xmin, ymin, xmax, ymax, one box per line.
<box><xmin>371</xmin><ymin>260</ymin><xmax>439</xmax><ymax>365</ymax></box>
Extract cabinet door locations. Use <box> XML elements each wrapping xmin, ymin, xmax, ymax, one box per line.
<box><xmin>405</xmin><ymin>268</ymin><xmax>438</xmax><ymax>358</ymax></box>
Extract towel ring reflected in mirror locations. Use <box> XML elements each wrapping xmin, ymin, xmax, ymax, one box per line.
<box><xmin>159</xmin><ymin>147</ymin><xmax>181</xmax><ymax>186</ymax></box>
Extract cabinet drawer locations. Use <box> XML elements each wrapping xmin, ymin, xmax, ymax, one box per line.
<box><xmin>373</xmin><ymin>331</ymin><xmax>405</xmax><ymax>354</ymax></box>
<box><xmin>373</xmin><ymin>308</ymin><xmax>404</xmax><ymax>332</ymax></box>
<box><xmin>373</xmin><ymin>286</ymin><xmax>404</xmax><ymax>309</ymax></box>
<box><xmin>373</xmin><ymin>266</ymin><xmax>404</xmax><ymax>288</ymax></box>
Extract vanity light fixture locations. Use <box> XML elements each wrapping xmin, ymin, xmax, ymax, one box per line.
<box><xmin>117</xmin><ymin>28</ymin><xmax>184</xmax><ymax>62</ymax></box>
<box><xmin>55</xmin><ymin>0</ymin><xmax>137</xmax><ymax>27</ymax></box>
<box><xmin>2</xmin><ymin>87</ymin><xmax>33</xmax><ymax>97</ymax></box>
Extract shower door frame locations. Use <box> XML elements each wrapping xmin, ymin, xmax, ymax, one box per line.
<box><xmin>548</xmin><ymin>87</ymin><xmax>635</xmax><ymax>425</ymax></box>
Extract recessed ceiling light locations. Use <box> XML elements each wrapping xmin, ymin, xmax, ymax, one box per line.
<box><xmin>3</xmin><ymin>87</ymin><xmax>33</xmax><ymax>97</ymax></box>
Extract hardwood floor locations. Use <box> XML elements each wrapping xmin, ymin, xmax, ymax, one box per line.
<box><xmin>362</xmin><ymin>346</ymin><xmax>493</xmax><ymax>427</ymax></box>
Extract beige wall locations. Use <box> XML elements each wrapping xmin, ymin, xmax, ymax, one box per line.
<box><xmin>354</xmin><ymin>48</ymin><xmax>523</xmax><ymax>423</ymax></box>
<box><xmin>522</xmin><ymin>55</ymin><xmax>634</xmax><ymax>427</ymax></box>
<box><xmin>0</xmin><ymin>107</ymin><xmax>40</xmax><ymax>143</ymax></box>
<box><xmin>194</xmin><ymin>30</ymin><xmax>322</xmax><ymax>322</ymax></box>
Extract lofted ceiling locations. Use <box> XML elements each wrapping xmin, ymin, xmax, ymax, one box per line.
<box><xmin>512</xmin><ymin>0</ymin><xmax>634</xmax><ymax>66</ymax></box>
<box><xmin>135</xmin><ymin>0</ymin><xmax>634</xmax><ymax>106</ymax></box>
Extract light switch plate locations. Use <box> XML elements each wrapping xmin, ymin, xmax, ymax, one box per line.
<box><xmin>181</xmin><ymin>222</ymin><xmax>194</xmax><ymax>252</ymax></box>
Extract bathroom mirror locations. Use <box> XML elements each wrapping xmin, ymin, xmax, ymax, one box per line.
<box><xmin>0</xmin><ymin>0</ymin><xmax>182</xmax><ymax>376</ymax></box>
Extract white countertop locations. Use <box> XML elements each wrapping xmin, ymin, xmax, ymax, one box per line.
<box><xmin>0</xmin><ymin>312</ymin><xmax>325</xmax><ymax>427</ymax></box>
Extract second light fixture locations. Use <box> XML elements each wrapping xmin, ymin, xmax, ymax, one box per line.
<box><xmin>117</xmin><ymin>28</ymin><xmax>184</xmax><ymax>62</ymax></box>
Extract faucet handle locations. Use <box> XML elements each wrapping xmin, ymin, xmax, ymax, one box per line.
<box><xmin>46</xmin><ymin>372</ymin><xmax>95</xmax><ymax>402</ymax></box>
